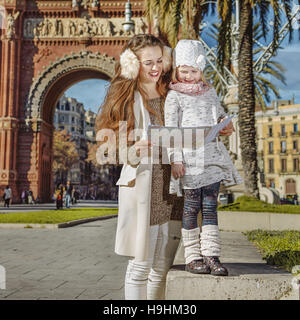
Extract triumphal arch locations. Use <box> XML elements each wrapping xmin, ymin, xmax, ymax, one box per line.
<box><xmin>0</xmin><ymin>0</ymin><xmax>147</xmax><ymax>202</ymax></box>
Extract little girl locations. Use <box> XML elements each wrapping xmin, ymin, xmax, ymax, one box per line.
<box><xmin>164</xmin><ymin>39</ymin><xmax>243</xmax><ymax>276</ymax></box>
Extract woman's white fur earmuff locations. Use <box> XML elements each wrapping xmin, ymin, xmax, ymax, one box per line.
<box><xmin>120</xmin><ymin>46</ymin><xmax>173</xmax><ymax>80</ymax></box>
<box><xmin>120</xmin><ymin>49</ymin><xmax>140</xmax><ymax>80</ymax></box>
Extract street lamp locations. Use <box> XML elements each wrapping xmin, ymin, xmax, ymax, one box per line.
<box><xmin>122</xmin><ymin>0</ymin><xmax>135</xmax><ymax>33</ymax></box>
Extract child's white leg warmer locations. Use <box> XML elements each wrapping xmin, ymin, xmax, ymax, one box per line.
<box><xmin>200</xmin><ymin>225</ymin><xmax>221</xmax><ymax>257</ymax></box>
<box><xmin>181</xmin><ymin>227</ymin><xmax>202</xmax><ymax>264</ymax></box>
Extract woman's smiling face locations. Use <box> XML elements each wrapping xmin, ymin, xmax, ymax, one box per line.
<box><xmin>137</xmin><ymin>46</ymin><xmax>163</xmax><ymax>84</ymax></box>
<box><xmin>177</xmin><ymin>65</ymin><xmax>201</xmax><ymax>84</ymax></box>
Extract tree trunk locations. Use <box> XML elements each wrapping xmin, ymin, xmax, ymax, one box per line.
<box><xmin>238</xmin><ymin>1</ymin><xmax>259</xmax><ymax>198</ymax></box>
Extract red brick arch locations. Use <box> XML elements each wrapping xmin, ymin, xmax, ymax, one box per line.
<box><xmin>0</xmin><ymin>0</ymin><xmax>147</xmax><ymax>202</ymax></box>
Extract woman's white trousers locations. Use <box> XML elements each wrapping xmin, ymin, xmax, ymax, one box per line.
<box><xmin>124</xmin><ymin>221</ymin><xmax>181</xmax><ymax>300</ymax></box>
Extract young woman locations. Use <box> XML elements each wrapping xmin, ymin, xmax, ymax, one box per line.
<box><xmin>96</xmin><ymin>34</ymin><xmax>184</xmax><ymax>300</ymax></box>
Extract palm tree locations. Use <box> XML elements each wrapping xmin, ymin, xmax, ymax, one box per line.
<box><xmin>205</xmin><ymin>22</ymin><xmax>286</xmax><ymax>109</ymax></box>
<box><xmin>145</xmin><ymin>0</ymin><xmax>212</xmax><ymax>46</ymax></box>
<box><xmin>232</xmin><ymin>1</ymin><xmax>293</xmax><ymax>198</ymax></box>
<box><xmin>145</xmin><ymin>0</ymin><xmax>295</xmax><ymax>198</ymax></box>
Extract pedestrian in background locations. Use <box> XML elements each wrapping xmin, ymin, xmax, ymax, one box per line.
<box><xmin>27</xmin><ymin>190</ymin><xmax>34</xmax><ymax>204</ymax></box>
<box><xmin>65</xmin><ymin>180</ymin><xmax>72</xmax><ymax>209</ymax></box>
<box><xmin>55</xmin><ymin>183</ymin><xmax>64</xmax><ymax>210</ymax></box>
<box><xmin>4</xmin><ymin>185</ymin><xmax>12</xmax><ymax>208</ymax></box>
<box><xmin>293</xmin><ymin>194</ymin><xmax>298</xmax><ymax>205</ymax></box>
<box><xmin>21</xmin><ymin>190</ymin><xmax>27</xmax><ymax>204</ymax></box>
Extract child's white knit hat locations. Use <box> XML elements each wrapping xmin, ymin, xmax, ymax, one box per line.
<box><xmin>173</xmin><ymin>39</ymin><xmax>206</xmax><ymax>71</ymax></box>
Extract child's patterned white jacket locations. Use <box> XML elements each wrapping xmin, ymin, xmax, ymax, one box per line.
<box><xmin>164</xmin><ymin>86</ymin><xmax>243</xmax><ymax>196</ymax></box>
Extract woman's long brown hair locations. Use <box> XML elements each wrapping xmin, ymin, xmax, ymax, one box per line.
<box><xmin>96</xmin><ymin>34</ymin><xmax>171</xmax><ymax>147</ymax></box>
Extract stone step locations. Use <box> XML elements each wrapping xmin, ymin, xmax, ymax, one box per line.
<box><xmin>166</xmin><ymin>231</ymin><xmax>299</xmax><ymax>300</ymax></box>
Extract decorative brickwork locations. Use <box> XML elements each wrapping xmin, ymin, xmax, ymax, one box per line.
<box><xmin>0</xmin><ymin>0</ymin><xmax>146</xmax><ymax>202</ymax></box>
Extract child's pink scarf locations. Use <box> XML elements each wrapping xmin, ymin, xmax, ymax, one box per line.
<box><xmin>169</xmin><ymin>81</ymin><xmax>210</xmax><ymax>96</ymax></box>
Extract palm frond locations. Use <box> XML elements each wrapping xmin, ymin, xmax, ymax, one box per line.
<box><xmin>254</xmin><ymin>0</ymin><xmax>270</xmax><ymax>40</ymax></box>
<box><xmin>217</xmin><ymin>0</ymin><xmax>232</xmax><ymax>70</ymax></box>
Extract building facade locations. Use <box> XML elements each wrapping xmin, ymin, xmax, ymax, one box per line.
<box><xmin>256</xmin><ymin>99</ymin><xmax>300</xmax><ymax>199</ymax></box>
<box><xmin>54</xmin><ymin>94</ymin><xmax>98</xmax><ymax>186</ymax></box>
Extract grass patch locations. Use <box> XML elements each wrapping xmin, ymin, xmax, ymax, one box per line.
<box><xmin>218</xmin><ymin>195</ymin><xmax>300</xmax><ymax>214</ymax></box>
<box><xmin>0</xmin><ymin>208</ymin><xmax>118</xmax><ymax>224</ymax></box>
<box><xmin>244</xmin><ymin>230</ymin><xmax>300</xmax><ymax>272</ymax></box>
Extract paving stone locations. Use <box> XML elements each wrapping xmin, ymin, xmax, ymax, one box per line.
<box><xmin>75</xmin><ymin>288</ymin><xmax>108</xmax><ymax>300</ymax></box>
<box><xmin>0</xmin><ymin>219</ymin><xmax>125</xmax><ymax>300</ymax></box>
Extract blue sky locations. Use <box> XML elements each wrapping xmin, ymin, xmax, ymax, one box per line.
<box><xmin>64</xmin><ymin>6</ymin><xmax>300</xmax><ymax>113</ymax></box>
<box><xmin>65</xmin><ymin>79</ymin><xmax>109</xmax><ymax>114</ymax></box>
<box><xmin>268</xmin><ymin>41</ymin><xmax>300</xmax><ymax>103</ymax></box>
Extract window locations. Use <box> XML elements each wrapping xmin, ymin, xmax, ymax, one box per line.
<box><xmin>281</xmin><ymin>159</ymin><xmax>287</xmax><ymax>172</ymax></box>
<box><xmin>268</xmin><ymin>142</ymin><xmax>273</xmax><ymax>154</ymax></box>
<box><xmin>72</xmin><ymin>127</ymin><xmax>75</xmax><ymax>132</ymax></box>
<box><xmin>269</xmin><ymin>159</ymin><xmax>274</xmax><ymax>173</ymax></box>
<box><xmin>293</xmin><ymin>158</ymin><xmax>299</xmax><ymax>172</ymax></box>
<box><xmin>281</xmin><ymin>141</ymin><xmax>286</xmax><ymax>153</ymax></box>
<box><xmin>65</xmin><ymin>102</ymin><xmax>70</xmax><ymax>111</ymax></box>
<box><xmin>294</xmin><ymin>123</ymin><xmax>298</xmax><ymax>133</ymax></box>
<box><xmin>72</xmin><ymin>117</ymin><xmax>75</xmax><ymax>123</ymax></box>
<box><xmin>293</xmin><ymin>140</ymin><xmax>298</xmax><ymax>151</ymax></box>
<box><xmin>281</xmin><ymin>125</ymin><xmax>286</xmax><ymax>136</ymax></box>
<box><xmin>286</xmin><ymin>178</ymin><xmax>296</xmax><ymax>194</ymax></box>
<box><xmin>72</xmin><ymin>106</ymin><xmax>75</xmax><ymax>112</ymax></box>
<box><xmin>268</xmin><ymin>126</ymin><xmax>273</xmax><ymax>137</ymax></box>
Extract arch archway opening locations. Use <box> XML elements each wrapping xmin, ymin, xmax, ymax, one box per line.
<box><xmin>39</xmin><ymin>70</ymin><xmax>111</xmax><ymax>202</ymax></box>
<box><xmin>43</xmin><ymin>69</ymin><xmax>110</xmax><ymax>125</ymax></box>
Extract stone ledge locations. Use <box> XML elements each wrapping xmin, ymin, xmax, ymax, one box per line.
<box><xmin>218</xmin><ymin>211</ymin><xmax>300</xmax><ymax>231</ymax></box>
<box><xmin>166</xmin><ymin>264</ymin><xmax>297</xmax><ymax>300</ymax></box>
<box><xmin>166</xmin><ymin>231</ymin><xmax>299</xmax><ymax>300</ymax></box>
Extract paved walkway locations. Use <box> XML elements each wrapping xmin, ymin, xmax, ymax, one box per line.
<box><xmin>0</xmin><ymin>200</ymin><xmax>118</xmax><ymax>213</ymax></box>
<box><xmin>0</xmin><ymin>217</ymin><xmax>297</xmax><ymax>300</ymax></box>
<box><xmin>0</xmin><ymin>218</ymin><xmax>127</xmax><ymax>300</ymax></box>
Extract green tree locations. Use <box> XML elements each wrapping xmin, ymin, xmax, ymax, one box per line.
<box><xmin>53</xmin><ymin>130</ymin><xmax>79</xmax><ymax>183</ymax></box>
<box><xmin>145</xmin><ymin>0</ymin><xmax>211</xmax><ymax>45</ymax></box>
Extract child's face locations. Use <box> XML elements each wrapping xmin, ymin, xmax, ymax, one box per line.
<box><xmin>177</xmin><ymin>65</ymin><xmax>201</xmax><ymax>84</ymax></box>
